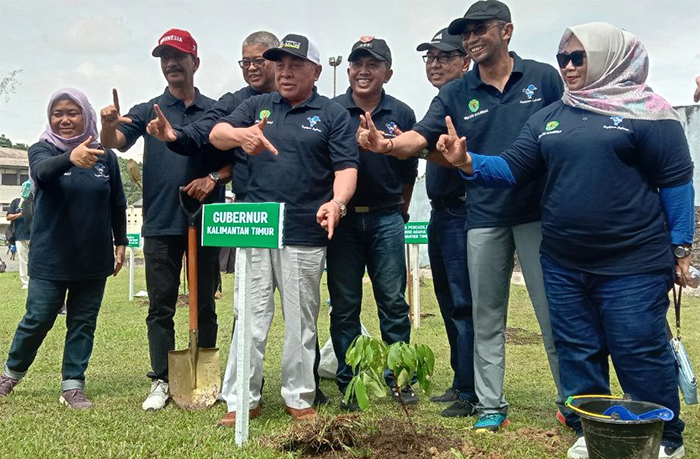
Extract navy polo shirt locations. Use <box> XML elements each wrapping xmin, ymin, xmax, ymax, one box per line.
<box><xmin>414</xmin><ymin>52</ymin><xmax>563</xmax><ymax>229</ymax></box>
<box><xmin>6</xmin><ymin>198</ymin><xmax>29</xmax><ymax>241</ymax></box>
<box><xmin>168</xmin><ymin>85</ymin><xmax>261</xmax><ymax>199</ymax></box>
<box><xmin>220</xmin><ymin>88</ymin><xmax>360</xmax><ymax>247</ymax></box>
<box><xmin>118</xmin><ymin>88</ymin><xmax>232</xmax><ymax>237</ymax></box>
<box><xmin>502</xmin><ymin>102</ymin><xmax>694</xmax><ymax>275</ymax></box>
<box><xmin>426</xmin><ymin>163</ymin><xmax>467</xmax><ymax>202</ymax></box>
<box><xmin>28</xmin><ymin>141</ymin><xmax>128</xmax><ymax>281</ymax></box>
<box><xmin>333</xmin><ymin>88</ymin><xmax>418</xmax><ymax>207</ymax></box>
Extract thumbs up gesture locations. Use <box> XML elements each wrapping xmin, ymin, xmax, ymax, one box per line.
<box><xmin>146</xmin><ymin>104</ymin><xmax>177</xmax><ymax>142</ymax></box>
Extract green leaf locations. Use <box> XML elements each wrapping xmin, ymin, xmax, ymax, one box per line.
<box><xmin>344</xmin><ymin>377</ymin><xmax>356</xmax><ymax>405</ymax></box>
<box><xmin>363</xmin><ymin>371</ymin><xmax>386</xmax><ymax>398</ymax></box>
<box><xmin>397</xmin><ymin>368</ymin><xmax>410</xmax><ymax>388</ymax></box>
<box><xmin>355</xmin><ymin>378</ymin><xmax>369</xmax><ymax>411</ymax></box>
<box><xmin>387</xmin><ymin>343</ymin><xmax>402</xmax><ymax>371</ymax></box>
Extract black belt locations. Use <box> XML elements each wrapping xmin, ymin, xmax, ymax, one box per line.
<box><xmin>350</xmin><ymin>203</ymin><xmax>401</xmax><ymax>214</ymax></box>
<box><xmin>430</xmin><ymin>196</ymin><xmax>466</xmax><ymax>210</ymax></box>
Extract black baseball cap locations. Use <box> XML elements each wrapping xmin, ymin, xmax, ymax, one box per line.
<box><xmin>262</xmin><ymin>33</ymin><xmax>321</xmax><ymax>65</ymax></box>
<box><xmin>348</xmin><ymin>36</ymin><xmax>392</xmax><ymax>65</ymax></box>
<box><xmin>448</xmin><ymin>0</ymin><xmax>512</xmax><ymax>35</ymax></box>
<box><xmin>416</xmin><ymin>28</ymin><xmax>466</xmax><ymax>53</ymax></box>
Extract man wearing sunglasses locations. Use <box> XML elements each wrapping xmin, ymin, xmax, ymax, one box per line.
<box><xmin>415</xmin><ymin>28</ymin><xmax>477</xmax><ymax>419</ymax></box>
<box><xmin>358</xmin><ymin>0</ymin><xmax>566</xmax><ymax>433</ymax></box>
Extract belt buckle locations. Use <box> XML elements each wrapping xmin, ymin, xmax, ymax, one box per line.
<box><xmin>354</xmin><ymin>206</ymin><xmax>370</xmax><ymax>213</ymax></box>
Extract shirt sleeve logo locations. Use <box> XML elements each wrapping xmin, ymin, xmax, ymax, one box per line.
<box><xmin>468</xmin><ymin>99</ymin><xmax>480</xmax><ymax>113</ymax></box>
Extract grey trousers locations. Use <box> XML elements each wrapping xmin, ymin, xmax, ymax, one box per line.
<box><xmin>467</xmin><ymin>221</ymin><xmax>564</xmax><ymax>415</ymax></box>
<box><xmin>221</xmin><ymin>246</ymin><xmax>326</xmax><ymax>411</ymax></box>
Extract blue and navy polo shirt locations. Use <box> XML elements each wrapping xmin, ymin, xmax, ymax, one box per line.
<box><xmin>28</xmin><ymin>141</ymin><xmax>128</xmax><ymax>281</ymax></box>
<box><xmin>118</xmin><ymin>88</ymin><xmax>233</xmax><ymax>237</ymax></box>
<box><xmin>219</xmin><ymin>88</ymin><xmax>360</xmax><ymax>247</ymax></box>
<box><xmin>333</xmin><ymin>88</ymin><xmax>418</xmax><ymax>208</ymax></box>
<box><xmin>414</xmin><ymin>52</ymin><xmax>564</xmax><ymax>229</ymax></box>
<box><xmin>502</xmin><ymin>102</ymin><xmax>694</xmax><ymax>275</ymax></box>
<box><xmin>168</xmin><ymin>85</ymin><xmax>261</xmax><ymax>199</ymax></box>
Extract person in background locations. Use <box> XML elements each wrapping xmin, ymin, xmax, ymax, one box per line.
<box><xmin>6</xmin><ymin>194</ymin><xmax>30</xmax><ymax>288</ymax></box>
<box><xmin>0</xmin><ymin>88</ymin><xmax>127</xmax><ymax>409</ymax></box>
<box><xmin>415</xmin><ymin>27</ymin><xmax>476</xmax><ymax>418</ymax></box>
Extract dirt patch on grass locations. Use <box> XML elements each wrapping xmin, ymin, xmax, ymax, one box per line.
<box><xmin>271</xmin><ymin>415</ymin><xmax>473</xmax><ymax>459</ymax></box>
<box><xmin>505</xmin><ymin>327</ymin><xmax>542</xmax><ymax>346</ymax></box>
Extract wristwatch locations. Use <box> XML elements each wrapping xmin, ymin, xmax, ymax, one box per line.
<box><xmin>207</xmin><ymin>172</ymin><xmax>221</xmax><ymax>186</ymax></box>
<box><xmin>672</xmin><ymin>245</ymin><xmax>692</xmax><ymax>259</ymax></box>
<box><xmin>333</xmin><ymin>199</ymin><xmax>347</xmax><ymax>218</ymax></box>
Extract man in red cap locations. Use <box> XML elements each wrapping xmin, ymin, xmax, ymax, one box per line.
<box><xmin>100</xmin><ymin>28</ymin><xmax>233</xmax><ymax>411</ymax></box>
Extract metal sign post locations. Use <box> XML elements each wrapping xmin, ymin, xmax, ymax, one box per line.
<box><xmin>126</xmin><ymin>233</ymin><xmax>141</xmax><ymax>302</ymax></box>
<box><xmin>404</xmin><ymin>222</ymin><xmax>429</xmax><ymax>329</ymax></box>
<box><xmin>201</xmin><ymin>202</ymin><xmax>285</xmax><ymax>446</ymax></box>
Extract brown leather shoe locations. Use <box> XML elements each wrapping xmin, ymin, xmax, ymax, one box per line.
<box><xmin>285</xmin><ymin>405</ymin><xmax>316</xmax><ymax>421</ymax></box>
<box><xmin>216</xmin><ymin>405</ymin><xmax>262</xmax><ymax>427</ymax></box>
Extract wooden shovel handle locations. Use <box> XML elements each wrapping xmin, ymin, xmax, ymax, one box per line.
<box><xmin>188</xmin><ymin>225</ymin><xmax>198</xmax><ymax>331</ymax></box>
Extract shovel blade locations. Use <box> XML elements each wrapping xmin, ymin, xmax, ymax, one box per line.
<box><xmin>168</xmin><ymin>346</ymin><xmax>221</xmax><ymax>410</ymax></box>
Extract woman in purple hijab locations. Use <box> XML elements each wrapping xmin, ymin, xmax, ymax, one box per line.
<box><xmin>0</xmin><ymin>88</ymin><xmax>128</xmax><ymax>409</ymax></box>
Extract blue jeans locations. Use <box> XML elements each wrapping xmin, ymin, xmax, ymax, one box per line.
<box><xmin>4</xmin><ymin>276</ymin><xmax>107</xmax><ymax>391</ymax></box>
<box><xmin>327</xmin><ymin>208</ymin><xmax>411</xmax><ymax>392</ymax></box>
<box><xmin>427</xmin><ymin>205</ymin><xmax>477</xmax><ymax>403</ymax></box>
<box><xmin>540</xmin><ymin>254</ymin><xmax>684</xmax><ymax>448</ymax></box>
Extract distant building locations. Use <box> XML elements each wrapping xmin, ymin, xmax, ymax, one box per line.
<box><xmin>127</xmin><ymin>199</ymin><xmax>143</xmax><ymax>235</ymax></box>
<box><xmin>1</xmin><ymin>146</ymin><xmax>29</xmax><ymax>238</ymax></box>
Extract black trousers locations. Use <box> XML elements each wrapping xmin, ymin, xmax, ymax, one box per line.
<box><xmin>144</xmin><ymin>235</ymin><xmax>220</xmax><ymax>381</ymax></box>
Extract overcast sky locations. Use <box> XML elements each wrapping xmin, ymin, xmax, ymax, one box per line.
<box><xmin>1</xmin><ymin>0</ymin><xmax>699</xmax><ymax>161</ymax></box>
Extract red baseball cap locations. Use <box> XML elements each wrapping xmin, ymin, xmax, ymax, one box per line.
<box><xmin>152</xmin><ymin>28</ymin><xmax>198</xmax><ymax>58</ymax></box>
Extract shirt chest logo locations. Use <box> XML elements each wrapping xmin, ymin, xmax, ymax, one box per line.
<box><xmin>94</xmin><ymin>163</ymin><xmax>110</xmax><ymax>178</ymax></box>
<box><xmin>520</xmin><ymin>84</ymin><xmax>543</xmax><ymax>104</ymax></box>
<box><xmin>302</xmin><ymin>115</ymin><xmax>322</xmax><ymax>133</ymax></box>
<box><xmin>464</xmin><ymin>98</ymin><xmax>489</xmax><ymax>121</ymax></box>
<box><xmin>384</xmin><ymin>121</ymin><xmax>398</xmax><ymax>137</ymax></box>
<box><xmin>538</xmin><ymin>120</ymin><xmax>562</xmax><ymax>139</ymax></box>
<box><xmin>604</xmin><ymin>115</ymin><xmax>629</xmax><ymax>132</ymax></box>
<box><xmin>258</xmin><ymin>109</ymin><xmax>274</xmax><ymax>124</ymax></box>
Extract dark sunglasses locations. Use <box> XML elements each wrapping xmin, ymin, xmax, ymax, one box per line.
<box><xmin>238</xmin><ymin>58</ymin><xmax>266</xmax><ymax>69</ymax></box>
<box><xmin>461</xmin><ymin>21</ymin><xmax>505</xmax><ymax>39</ymax></box>
<box><xmin>556</xmin><ymin>50</ymin><xmax>586</xmax><ymax>68</ymax></box>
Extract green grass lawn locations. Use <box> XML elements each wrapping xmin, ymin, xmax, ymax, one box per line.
<box><xmin>0</xmin><ymin>268</ymin><xmax>698</xmax><ymax>458</ymax></box>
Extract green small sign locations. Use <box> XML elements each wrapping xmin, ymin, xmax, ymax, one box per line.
<box><xmin>127</xmin><ymin>233</ymin><xmax>141</xmax><ymax>248</ymax></box>
<box><xmin>201</xmin><ymin>202</ymin><xmax>285</xmax><ymax>249</ymax></box>
<box><xmin>404</xmin><ymin>222</ymin><xmax>429</xmax><ymax>245</ymax></box>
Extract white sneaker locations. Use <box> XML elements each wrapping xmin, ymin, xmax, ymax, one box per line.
<box><xmin>567</xmin><ymin>436</ymin><xmax>589</xmax><ymax>459</ymax></box>
<box><xmin>142</xmin><ymin>380</ymin><xmax>169</xmax><ymax>411</ymax></box>
<box><xmin>659</xmin><ymin>445</ymin><xmax>685</xmax><ymax>459</ymax></box>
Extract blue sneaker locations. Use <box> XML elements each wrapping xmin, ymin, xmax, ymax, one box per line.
<box><xmin>473</xmin><ymin>413</ymin><xmax>509</xmax><ymax>433</ymax></box>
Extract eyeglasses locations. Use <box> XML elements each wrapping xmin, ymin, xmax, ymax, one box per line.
<box><xmin>238</xmin><ymin>58</ymin><xmax>266</xmax><ymax>69</ymax></box>
<box><xmin>422</xmin><ymin>53</ymin><xmax>464</xmax><ymax>64</ymax></box>
<box><xmin>461</xmin><ymin>21</ymin><xmax>505</xmax><ymax>39</ymax></box>
<box><xmin>556</xmin><ymin>51</ymin><xmax>586</xmax><ymax>68</ymax></box>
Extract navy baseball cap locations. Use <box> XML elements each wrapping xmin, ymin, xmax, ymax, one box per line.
<box><xmin>416</xmin><ymin>28</ymin><xmax>466</xmax><ymax>53</ymax></box>
<box><xmin>348</xmin><ymin>36</ymin><xmax>392</xmax><ymax>65</ymax></box>
<box><xmin>448</xmin><ymin>0</ymin><xmax>512</xmax><ymax>35</ymax></box>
